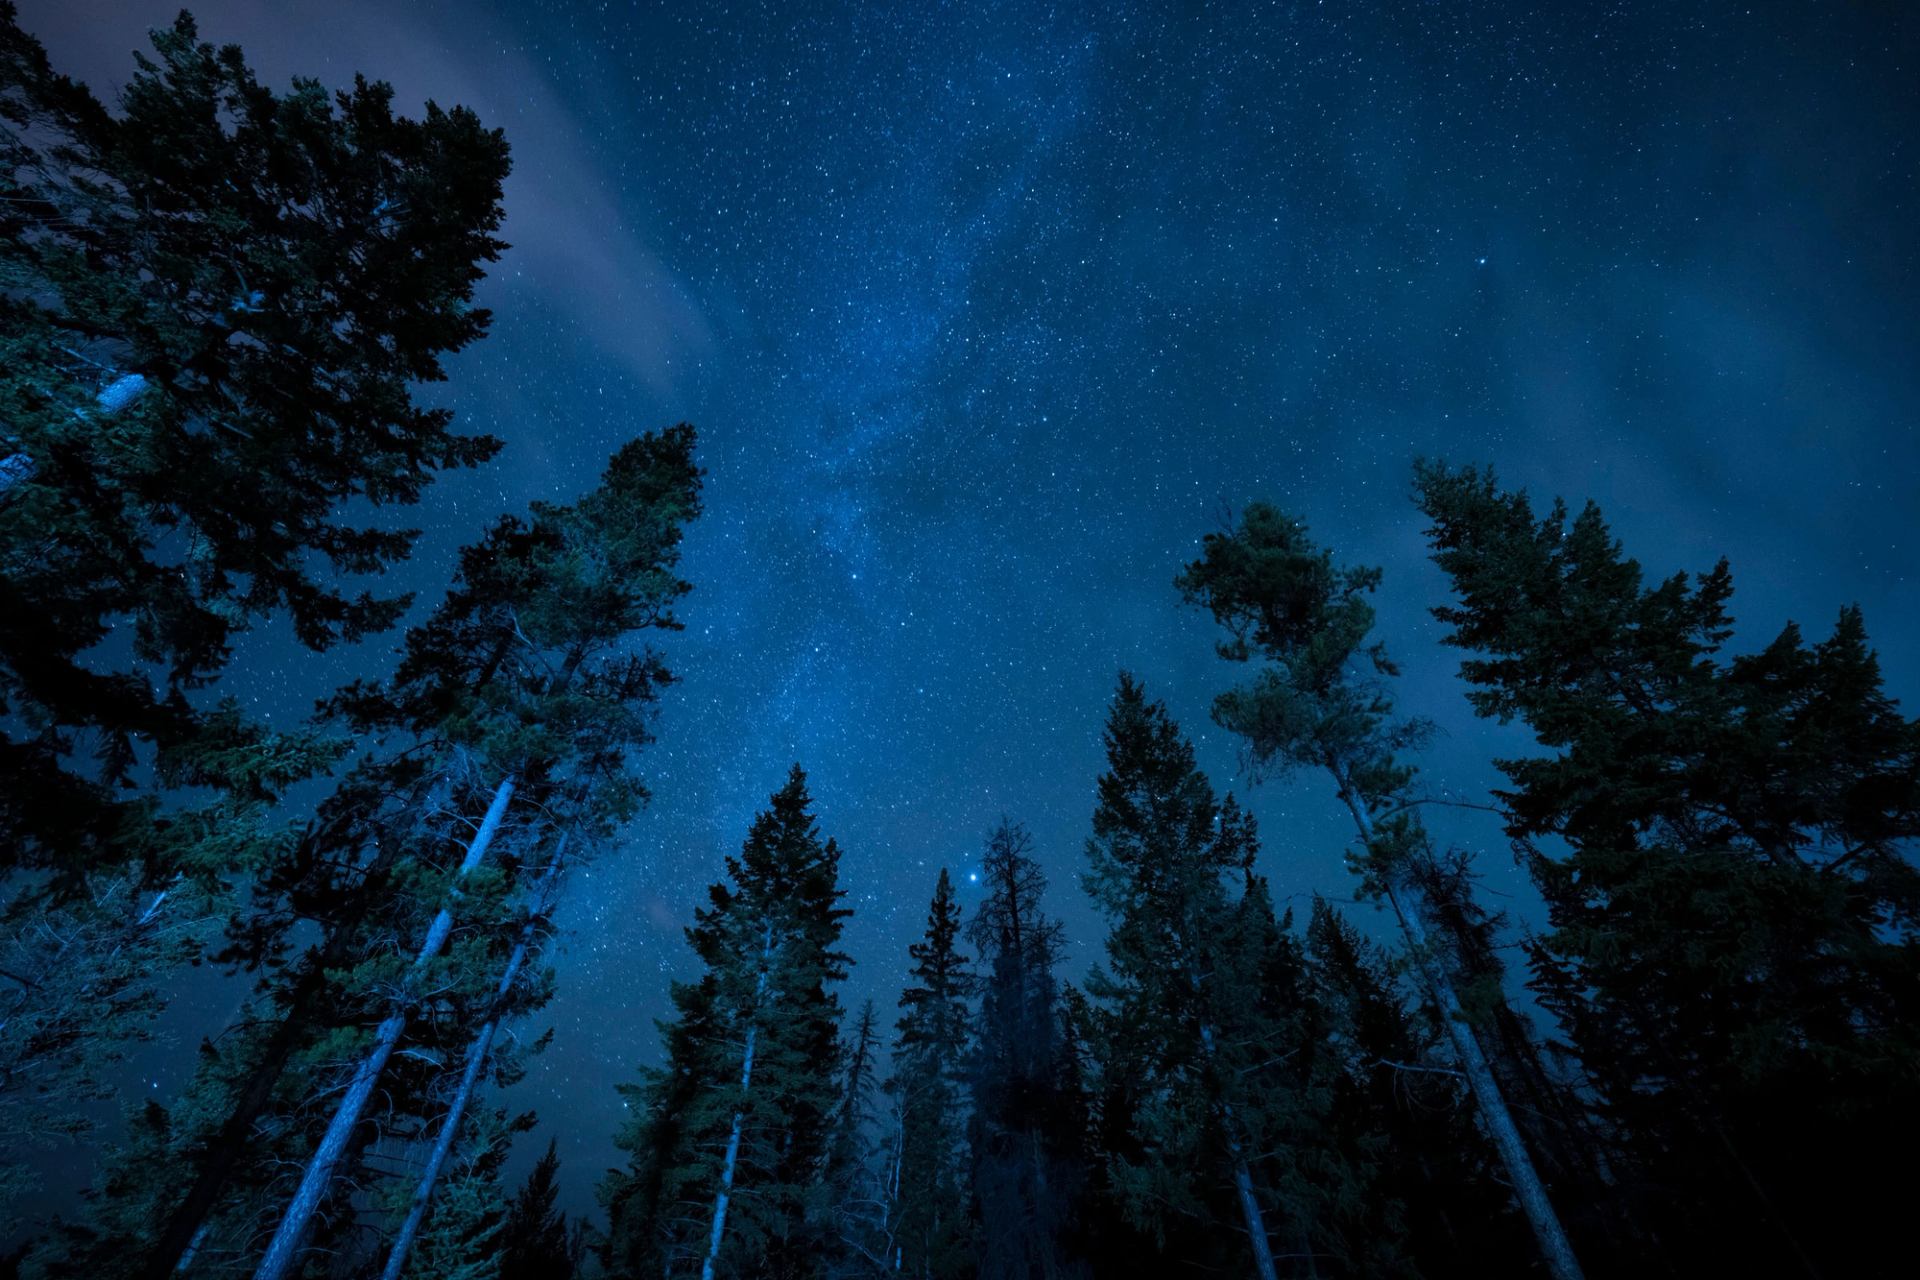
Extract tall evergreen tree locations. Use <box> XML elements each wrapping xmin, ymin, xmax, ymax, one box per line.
<box><xmin>0</xmin><ymin>1</ymin><xmax>507</xmax><ymax>1225</ymax></box>
<box><xmin>1080</xmin><ymin>675</ymin><xmax>1311</xmax><ymax>1280</ymax></box>
<box><xmin>499</xmin><ymin>1140</ymin><xmax>580</xmax><ymax>1280</ymax></box>
<box><xmin>889</xmin><ymin>870</ymin><xmax>973</xmax><ymax>1280</ymax></box>
<box><xmin>822</xmin><ymin>1000</ymin><xmax>892</xmax><ymax>1276</ymax></box>
<box><xmin>394</xmin><ymin>1106</ymin><xmax>519</xmax><ymax>1280</ymax></box>
<box><xmin>964</xmin><ymin>820</ymin><xmax>1084</xmax><ymax>1280</ymax></box>
<box><xmin>35</xmin><ymin>430</ymin><xmax>700</xmax><ymax>1279</ymax></box>
<box><xmin>602</xmin><ymin>767</ymin><xmax>850</xmax><ymax>1280</ymax></box>
<box><xmin>1302</xmin><ymin>896</ymin><xmax>1529</xmax><ymax>1276</ymax></box>
<box><xmin>246</xmin><ymin>427</ymin><xmax>701</xmax><ymax>1280</ymax></box>
<box><xmin>378</xmin><ymin>846</ymin><xmax>570</xmax><ymax>1280</ymax></box>
<box><xmin>0</xmin><ymin>4</ymin><xmax>508</xmax><ymax>873</ymax></box>
<box><xmin>1178</xmin><ymin>502</ymin><xmax>1585</xmax><ymax>1280</ymax></box>
<box><xmin>1413</xmin><ymin>461</ymin><xmax>1920</xmax><ymax>1277</ymax></box>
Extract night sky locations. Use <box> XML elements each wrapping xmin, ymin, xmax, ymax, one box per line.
<box><xmin>20</xmin><ymin>0</ymin><xmax>1920</xmax><ymax>1218</ymax></box>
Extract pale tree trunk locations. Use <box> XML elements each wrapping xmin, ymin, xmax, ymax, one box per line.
<box><xmin>1195</xmin><ymin>1014</ymin><xmax>1280</xmax><ymax>1280</ymax></box>
<box><xmin>1176</xmin><ymin>919</ymin><xmax>1280</xmax><ymax>1280</ymax></box>
<box><xmin>2</xmin><ymin>372</ymin><xmax>149</xmax><ymax>498</ymax></box>
<box><xmin>702</xmin><ymin>919</ymin><xmax>775</xmax><ymax>1280</ymax></box>
<box><xmin>252</xmin><ymin>774</ymin><xmax>516</xmax><ymax>1280</ymax></box>
<box><xmin>1335</xmin><ymin>773</ymin><xmax>1585</xmax><ymax>1280</ymax></box>
<box><xmin>376</xmin><ymin>838</ymin><xmax>566</xmax><ymax>1280</ymax></box>
<box><xmin>145</xmin><ymin>811</ymin><xmax>398</xmax><ymax>1279</ymax></box>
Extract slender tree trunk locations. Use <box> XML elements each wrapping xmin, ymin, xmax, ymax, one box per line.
<box><xmin>252</xmin><ymin>774</ymin><xmax>516</xmax><ymax>1280</ymax></box>
<box><xmin>1178</xmin><ymin>918</ymin><xmax>1282</xmax><ymax>1280</ymax></box>
<box><xmin>144</xmin><ymin>817</ymin><xmax>399</xmax><ymax>1278</ymax></box>
<box><xmin>1197</xmin><ymin>1017</ymin><xmax>1280</xmax><ymax>1280</ymax></box>
<box><xmin>1335</xmin><ymin>775</ymin><xmax>1585</xmax><ymax>1280</ymax></box>
<box><xmin>703</xmin><ymin>919</ymin><xmax>774</xmax><ymax>1280</ymax></box>
<box><xmin>377</xmin><ymin>839</ymin><xmax>565</xmax><ymax>1280</ymax></box>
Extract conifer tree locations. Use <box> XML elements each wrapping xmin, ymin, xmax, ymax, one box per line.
<box><xmin>602</xmin><ymin>767</ymin><xmax>850</xmax><ymax>1279</ymax></box>
<box><xmin>1178</xmin><ymin>504</ymin><xmax>1585</xmax><ymax>1280</ymax></box>
<box><xmin>31</xmin><ymin>431</ymin><xmax>701</xmax><ymax>1279</ymax></box>
<box><xmin>1412</xmin><ymin>461</ymin><xmax>1920</xmax><ymax>1277</ymax></box>
<box><xmin>244</xmin><ymin>428</ymin><xmax>700</xmax><ymax>1280</ymax></box>
<box><xmin>822</xmin><ymin>999</ymin><xmax>893</xmax><ymax>1275</ymax></box>
<box><xmin>964</xmin><ymin>820</ymin><xmax>1085</xmax><ymax>1280</ymax></box>
<box><xmin>499</xmin><ymin>1140</ymin><xmax>580</xmax><ymax>1280</ymax></box>
<box><xmin>396</xmin><ymin>1106</ymin><xmax>518</xmax><ymax>1280</ymax></box>
<box><xmin>1080</xmin><ymin>676</ymin><xmax>1308</xmax><ymax>1280</ymax></box>
<box><xmin>889</xmin><ymin>870</ymin><xmax>973</xmax><ymax>1280</ymax></box>
<box><xmin>826</xmin><ymin>1000</ymin><xmax>884</xmax><ymax>1193</ymax></box>
<box><xmin>1302</xmin><ymin>897</ymin><xmax>1528</xmax><ymax>1276</ymax></box>
<box><xmin>377</xmin><ymin>846</ymin><xmax>569</xmax><ymax>1280</ymax></box>
<box><xmin>0</xmin><ymin>4</ymin><xmax>508</xmax><ymax>873</ymax></box>
<box><xmin>0</xmin><ymin>1</ymin><xmax>507</xmax><ymax>1228</ymax></box>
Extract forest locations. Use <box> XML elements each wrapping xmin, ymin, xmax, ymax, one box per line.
<box><xmin>2</xmin><ymin>5</ymin><xmax>1917</xmax><ymax>1279</ymax></box>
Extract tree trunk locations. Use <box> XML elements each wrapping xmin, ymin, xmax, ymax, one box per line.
<box><xmin>703</xmin><ymin>920</ymin><xmax>774</xmax><ymax>1280</ymax></box>
<box><xmin>1335</xmin><ymin>776</ymin><xmax>1585</xmax><ymax>1280</ymax></box>
<box><xmin>1178</xmin><ymin>914</ymin><xmax>1282</xmax><ymax>1280</ymax></box>
<box><xmin>252</xmin><ymin>774</ymin><xmax>515</xmax><ymax>1280</ymax></box>
<box><xmin>144</xmin><ymin>816</ymin><xmax>401</xmax><ymax>1279</ymax></box>
<box><xmin>377</xmin><ymin>840</ymin><xmax>564</xmax><ymax>1280</ymax></box>
<box><xmin>1197</xmin><ymin>1017</ymin><xmax>1280</xmax><ymax>1280</ymax></box>
<box><xmin>2</xmin><ymin>372</ymin><xmax>150</xmax><ymax>499</ymax></box>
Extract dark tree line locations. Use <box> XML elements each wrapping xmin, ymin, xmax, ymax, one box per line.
<box><xmin>603</xmin><ymin>473</ymin><xmax>1915</xmax><ymax>1280</ymax></box>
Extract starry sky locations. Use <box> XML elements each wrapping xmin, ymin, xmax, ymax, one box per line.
<box><xmin>20</xmin><ymin>0</ymin><xmax>1920</xmax><ymax>1219</ymax></box>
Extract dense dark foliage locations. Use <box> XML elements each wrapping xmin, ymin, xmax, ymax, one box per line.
<box><xmin>1413</xmin><ymin>461</ymin><xmax>1920</xmax><ymax>1277</ymax></box>
<box><xmin>0</xmin><ymin>2</ymin><xmax>507</xmax><ymax>874</ymax></box>
<box><xmin>600</xmin><ymin>768</ymin><xmax>850</xmax><ymax>1279</ymax></box>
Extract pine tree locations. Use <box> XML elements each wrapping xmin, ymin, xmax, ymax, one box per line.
<box><xmin>964</xmin><ymin>820</ymin><xmax>1085</xmax><ymax>1280</ymax></box>
<box><xmin>1412</xmin><ymin>461</ymin><xmax>1920</xmax><ymax>1277</ymax></box>
<box><xmin>0</xmin><ymin>4</ymin><xmax>507</xmax><ymax>873</ymax></box>
<box><xmin>35</xmin><ymin>431</ymin><xmax>700</xmax><ymax>1279</ymax></box>
<box><xmin>889</xmin><ymin>869</ymin><xmax>973</xmax><ymax>1280</ymax></box>
<box><xmin>1</xmin><ymin>1</ymin><xmax>506</xmax><ymax>1236</ymax></box>
<box><xmin>0</xmin><ymin>872</ymin><xmax>202</xmax><ymax>1218</ymax></box>
<box><xmin>602</xmin><ymin>767</ymin><xmax>850</xmax><ymax>1279</ymax></box>
<box><xmin>396</xmin><ymin>1106</ymin><xmax>518</xmax><ymax>1280</ymax></box>
<box><xmin>378</xmin><ymin>845</ymin><xmax>570</xmax><ymax>1280</ymax></box>
<box><xmin>1080</xmin><ymin>675</ymin><xmax>1311</xmax><ymax>1280</ymax></box>
<box><xmin>243</xmin><ymin>428</ymin><xmax>701</xmax><ymax>1280</ymax></box>
<box><xmin>1302</xmin><ymin>896</ymin><xmax>1528</xmax><ymax>1277</ymax></box>
<box><xmin>499</xmin><ymin>1140</ymin><xmax>579</xmax><ymax>1280</ymax></box>
<box><xmin>1177</xmin><ymin>503</ymin><xmax>1585</xmax><ymax>1280</ymax></box>
<box><xmin>826</xmin><ymin>1000</ymin><xmax>883</xmax><ymax>1193</ymax></box>
<box><xmin>822</xmin><ymin>1000</ymin><xmax>892</xmax><ymax>1275</ymax></box>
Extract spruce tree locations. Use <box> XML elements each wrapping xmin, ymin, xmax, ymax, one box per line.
<box><xmin>964</xmin><ymin>820</ymin><xmax>1085</xmax><ymax>1280</ymax></box>
<box><xmin>1080</xmin><ymin>675</ymin><xmax>1312</xmax><ymax>1280</ymax></box>
<box><xmin>822</xmin><ymin>1000</ymin><xmax>890</xmax><ymax>1276</ymax></box>
<box><xmin>1177</xmin><ymin>503</ymin><xmax>1585</xmax><ymax>1280</ymax></box>
<box><xmin>499</xmin><ymin>1140</ymin><xmax>579</xmax><ymax>1280</ymax></box>
<box><xmin>889</xmin><ymin>870</ymin><xmax>973</xmax><ymax>1280</ymax></box>
<box><xmin>0</xmin><ymin>2</ymin><xmax>506</xmax><ymax>1226</ymax></box>
<box><xmin>395</xmin><ymin>1106</ymin><xmax>518</xmax><ymax>1280</ymax></box>
<box><xmin>1303</xmin><ymin>896</ymin><xmax>1528</xmax><ymax>1276</ymax></box>
<box><xmin>1413</xmin><ymin>461</ymin><xmax>1920</xmax><ymax>1277</ymax></box>
<box><xmin>602</xmin><ymin>767</ymin><xmax>850</xmax><ymax>1279</ymax></box>
<box><xmin>245</xmin><ymin>428</ymin><xmax>700</xmax><ymax>1280</ymax></box>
